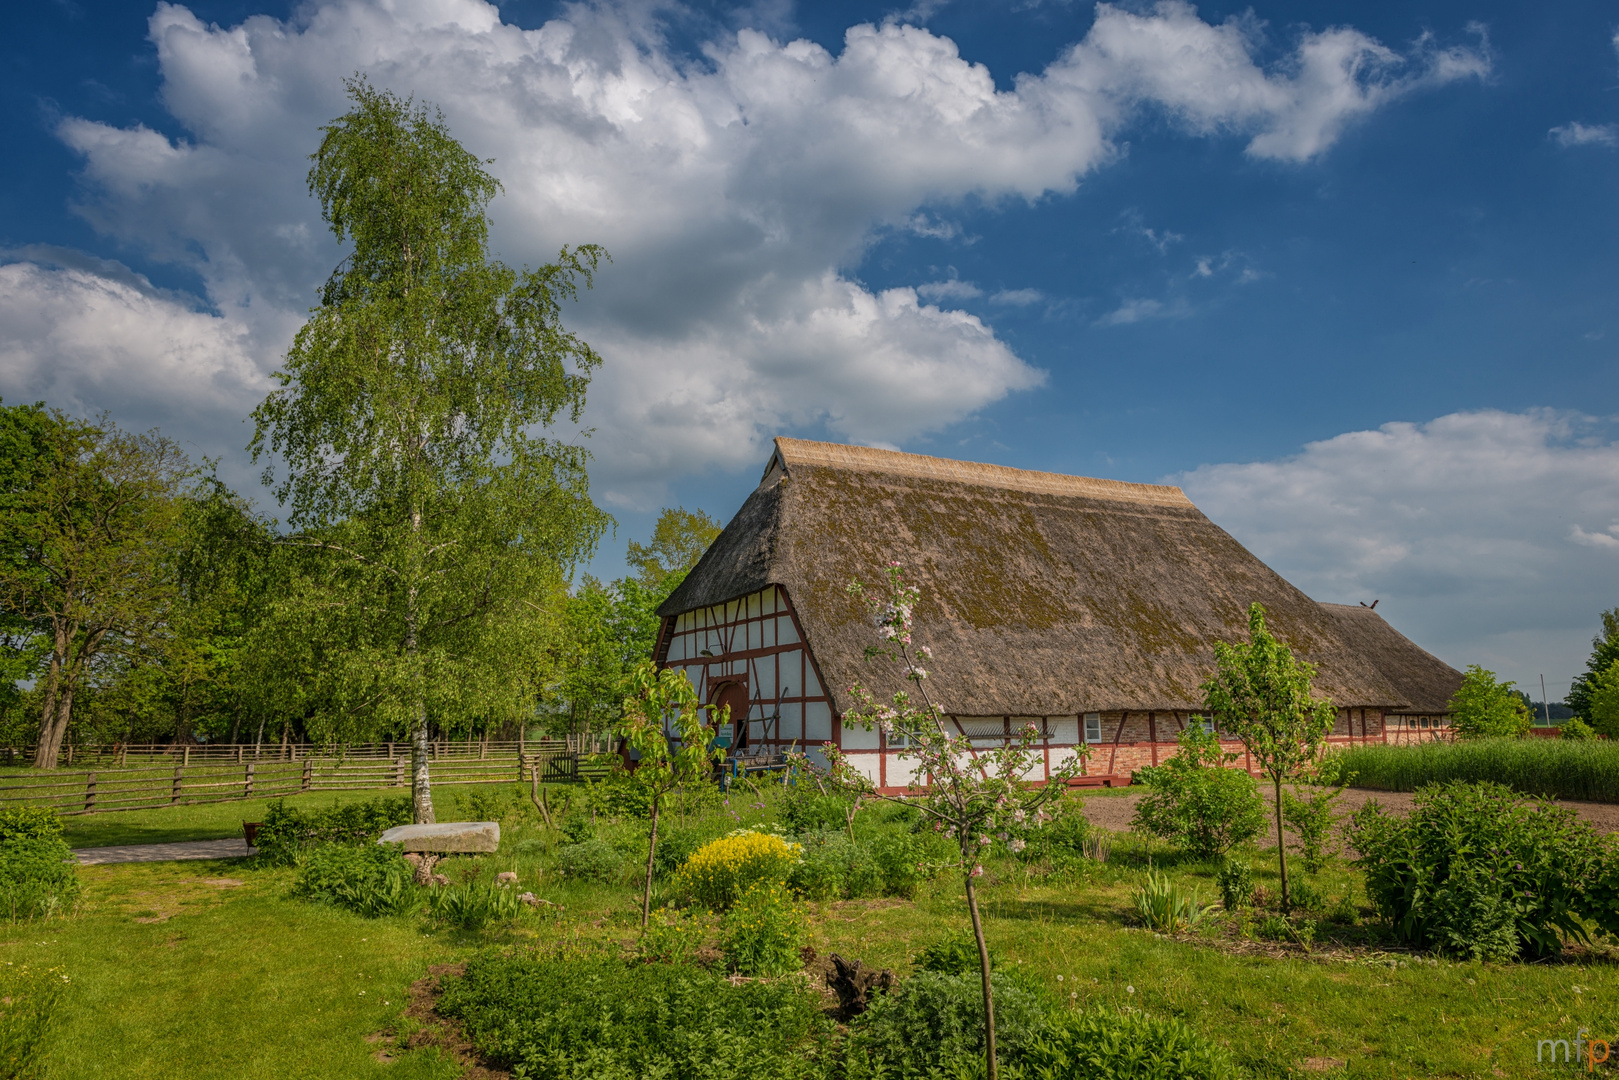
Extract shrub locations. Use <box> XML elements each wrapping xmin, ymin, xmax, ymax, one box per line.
<box><xmin>554</xmin><ymin>839</ymin><xmax>624</xmax><ymax>883</ymax></box>
<box><xmin>0</xmin><ymin>963</ymin><xmax>67</xmax><ymax>1079</ymax></box>
<box><xmin>558</xmin><ymin>812</ymin><xmax>594</xmax><ymax>844</ymax></box>
<box><xmin>0</xmin><ymin>809</ymin><xmax>78</xmax><ymax>921</ymax></box>
<box><xmin>843</xmin><ymin>970</ymin><xmax>1045</xmax><ymax>1079</ymax></box>
<box><xmin>437</xmin><ymin>950</ymin><xmax>833</xmax><ymax>1080</ymax></box>
<box><xmin>292</xmin><ymin>842</ymin><xmax>418</xmax><ymax>917</ymax></box>
<box><xmin>870</xmin><ymin>831</ymin><xmax>942</xmax><ymax>899</ymax></box>
<box><xmin>254</xmin><ymin>796</ymin><xmax>412</xmax><ymax>866</ymax></box>
<box><xmin>1560</xmin><ymin>717</ymin><xmax>1596</xmax><ymax>740</ymax></box>
<box><xmin>915</xmin><ymin>928</ymin><xmax>996</xmax><ymax>976</ymax></box>
<box><xmin>1023</xmin><ymin>1009</ymin><xmax>1242</xmax><ymax>1080</ymax></box>
<box><xmin>641</xmin><ymin>907</ymin><xmax>705</xmax><ymax>965</ymax></box>
<box><xmin>677</xmin><ymin>829</ymin><xmax>801</xmax><ymax>910</ymax></box>
<box><xmin>1279</xmin><ymin>783</ymin><xmax>1345</xmax><ymax>873</ymax></box>
<box><xmin>428</xmin><ymin>880</ymin><xmax>525</xmax><ymax>930</ymax></box>
<box><xmin>1132</xmin><ymin>727</ymin><xmax>1267</xmax><ymax>858</ymax></box>
<box><xmin>1449</xmin><ymin>665</ymin><xmax>1532</xmax><ymax>740</ymax></box>
<box><xmin>1009</xmin><ymin>789</ymin><xmax>1093</xmax><ymax>870</ymax></box>
<box><xmin>787</xmin><ymin>829</ymin><xmax>884</xmax><ymax>901</ymax></box>
<box><xmin>780</xmin><ymin>789</ymin><xmax>855</xmax><ymax>836</ymax></box>
<box><xmin>1215</xmin><ymin>857</ymin><xmax>1253</xmax><ymax>911</ymax></box>
<box><xmin>1348</xmin><ymin>780</ymin><xmax>1611</xmax><ymax>960</ymax></box>
<box><xmin>722</xmin><ymin>883</ymin><xmax>808</xmax><ymax>977</ymax></box>
<box><xmin>454</xmin><ymin>785</ymin><xmax>524</xmax><ymax>823</ymax></box>
<box><xmin>1134</xmin><ymin>869</ymin><xmax>1213</xmax><ymax>933</ymax></box>
<box><xmin>652</xmin><ymin>826</ymin><xmax>713</xmax><ymax>879</ymax></box>
<box><xmin>1326</xmin><ymin>738</ymin><xmax>1619</xmax><ymax>803</ymax></box>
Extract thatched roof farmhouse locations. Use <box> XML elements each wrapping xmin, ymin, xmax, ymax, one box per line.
<box><xmin>655</xmin><ymin>438</ymin><xmax>1462</xmax><ymax>790</ymax></box>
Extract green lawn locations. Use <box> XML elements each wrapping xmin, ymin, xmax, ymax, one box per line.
<box><xmin>10</xmin><ymin>783</ymin><xmax>1616</xmax><ymax>1079</ymax></box>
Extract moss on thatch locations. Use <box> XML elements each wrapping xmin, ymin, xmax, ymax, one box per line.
<box><xmin>660</xmin><ymin>439</ymin><xmax>1423</xmax><ymax>718</ymax></box>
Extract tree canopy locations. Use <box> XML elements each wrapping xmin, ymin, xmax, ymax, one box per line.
<box><xmin>625</xmin><ymin>507</ymin><xmax>721</xmax><ymax>589</ymax></box>
<box><xmin>249</xmin><ymin>79</ymin><xmax>609</xmax><ymax>820</ymax></box>
<box><xmin>1447</xmin><ymin>665</ymin><xmax>1531</xmax><ymax>740</ymax></box>
<box><xmin>1566</xmin><ymin>607</ymin><xmax>1619</xmax><ymax>722</ymax></box>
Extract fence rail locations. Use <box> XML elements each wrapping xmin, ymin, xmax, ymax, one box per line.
<box><xmin>0</xmin><ymin>733</ymin><xmax>618</xmax><ymax>769</ymax></box>
<box><xmin>0</xmin><ymin>744</ymin><xmax>594</xmax><ymax>815</ymax></box>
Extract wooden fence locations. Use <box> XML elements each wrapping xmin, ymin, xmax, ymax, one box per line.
<box><xmin>0</xmin><ymin>743</ymin><xmax>602</xmax><ymax>816</ymax></box>
<box><xmin>0</xmin><ymin>733</ymin><xmax>618</xmax><ymax>769</ymax></box>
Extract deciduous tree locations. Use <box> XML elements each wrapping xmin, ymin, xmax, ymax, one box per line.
<box><xmin>0</xmin><ymin>402</ymin><xmax>189</xmax><ymax>767</ymax></box>
<box><xmin>249</xmin><ymin>80</ymin><xmax>609</xmax><ymax>821</ymax></box>
<box><xmin>1567</xmin><ymin>607</ymin><xmax>1619</xmax><ymax>722</ymax></box>
<box><xmin>1448</xmin><ymin>665</ymin><xmax>1531</xmax><ymax>740</ymax></box>
<box><xmin>617</xmin><ymin>661</ymin><xmax>725</xmax><ymax>927</ymax></box>
<box><xmin>1201</xmin><ymin>602</ymin><xmax>1336</xmax><ymax>910</ymax></box>
<box><xmin>625</xmin><ymin>507</ymin><xmax>721</xmax><ymax>589</ymax></box>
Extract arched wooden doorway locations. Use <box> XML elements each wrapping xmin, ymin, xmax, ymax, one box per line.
<box><xmin>710</xmin><ymin>679</ymin><xmax>751</xmax><ymax>754</ymax></box>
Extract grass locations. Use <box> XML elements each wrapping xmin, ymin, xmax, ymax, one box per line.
<box><xmin>1329</xmin><ymin>737</ymin><xmax>1619</xmax><ymax>803</ymax></box>
<box><xmin>8</xmin><ymin>778</ymin><xmax>1617</xmax><ymax>1078</ymax></box>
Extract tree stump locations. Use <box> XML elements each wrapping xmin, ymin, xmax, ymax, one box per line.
<box><xmin>827</xmin><ymin>953</ymin><xmax>895</xmax><ymax>1020</ymax></box>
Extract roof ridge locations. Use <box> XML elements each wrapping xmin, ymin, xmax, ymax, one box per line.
<box><xmin>772</xmin><ymin>437</ymin><xmax>1194</xmax><ymax>508</ymax></box>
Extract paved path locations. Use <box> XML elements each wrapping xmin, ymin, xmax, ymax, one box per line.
<box><xmin>73</xmin><ymin>839</ymin><xmax>256</xmax><ymax>865</ymax></box>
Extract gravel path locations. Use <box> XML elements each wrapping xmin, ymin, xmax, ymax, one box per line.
<box><xmin>73</xmin><ymin>839</ymin><xmax>256</xmax><ymax>865</ymax></box>
<box><xmin>1079</xmin><ymin>786</ymin><xmax>1619</xmax><ymax>844</ymax></box>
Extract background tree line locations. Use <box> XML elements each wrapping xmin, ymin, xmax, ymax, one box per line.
<box><xmin>0</xmin><ymin>402</ymin><xmax>718</xmax><ymax>765</ymax></box>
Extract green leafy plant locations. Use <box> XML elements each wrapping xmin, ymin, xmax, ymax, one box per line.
<box><xmin>843</xmin><ymin>970</ymin><xmax>1046</xmax><ymax>1080</ymax></box>
<box><xmin>1022</xmin><ymin>1009</ymin><xmax>1243</xmax><ymax>1080</ymax></box>
<box><xmin>1132</xmin><ymin>726</ymin><xmax>1267</xmax><ymax>858</ymax></box>
<box><xmin>428</xmin><ymin>879</ymin><xmax>524</xmax><ymax>930</ymax></box>
<box><xmin>292</xmin><ymin>842</ymin><xmax>419</xmax><ymax>917</ymax></box>
<box><xmin>722</xmin><ymin>883</ymin><xmax>808</xmax><ymax>977</ymax></box>
<box><xmin>639</xmin><ymin>907</ymin><xmax>705</xmax><ymax>965</ymax></box>
<box><xmin>0</xmin><ymin>808</ymin><xmax>79</xmax><ymax>921</ymax></box>
<box><xmin>1215</xmin><ymin>857</ymin><xmax>1254</xmax><ymax>912</ymax></box>
<box><xmin>1327</xmin><ymin>737</ymin><xmax>1619</xmax><ymax>802</ymax></box>
<box><xmin>554</xmin><ymin>838</ymin><xmax>624</xmax><ymax>883</ymax></box>
<box><xmin>0</xmin><ymin>962</ymin><xmax>68</xmax><ymax>1079</ymax></box>
<box><xmin>1134</xmin><ymin>869</ymin><xmax>1213</xmax><ymax>933</ymax></box>
<box><xmin>253</xmin><ymin>796</ymin><xmax>412</xmax><ymax>866</ymax></box>
<box><xmin>1348</xmin><ymin>780</ymin><xmax>1612</xmax><ymax>959</ymax></box>
<box><xmin>1559</xmin><ymin>716</ymin><xmax>1596</xmax><ymax>740</ymax></box>
<box><xmin>1288</xmin><ymin>879</ymin><xmax>1326</xmax><ymax>917</ymax></box>
<box><xmin>916</xmin><ymin>928</ymin><xmax>998</xmax><ymax>976</ymax></box>
<box><xmin>438</xmin><ymin>950</ymin><xmax>833</xmax><ymax>1080</ymax></box>
<box><xmin>1279</xmin><ymin>780</ymin><xmax>1346</xmax><ymax>873</ymax></box>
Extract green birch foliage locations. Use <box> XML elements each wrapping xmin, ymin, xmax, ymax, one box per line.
<box><xmin>1565</xmin><ymin>607</ymin><xmax>1619</xmax><ymax>722</ymax></box>
<box><xmin>248</xmin><ymin>80</ymin><xmax>609</xmax><ymax>745</ymax></box>
<box><xmin>1201</xmin><ymin>603</ymin><xmax>1336</xmax><ymax>908</ymax></box>
<box><xmin>1584</xmin><ymin>659</ymin><xmax>1619</xmax><ymax>740</ymax></box>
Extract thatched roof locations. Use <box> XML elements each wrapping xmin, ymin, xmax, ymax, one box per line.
<box><xmin>1318</xmin><ymin>603</ymin><xmax>1463</xmax><ymax>714</ymax></box>
<box><xmin>659</xmin><ymin>438</ymin><xmax>1411</xmax><ymax>717</ymax></box>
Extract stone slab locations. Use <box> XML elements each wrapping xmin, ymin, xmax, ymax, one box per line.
<box><xmin>378</xmin><ymin>821</ymin><xmax>499</xmax><ymax>853</ymax></box>
<box><xmin>73</xmin><ymin>839</ymin><xmax>255</xmax><ymax>865</ymax></box>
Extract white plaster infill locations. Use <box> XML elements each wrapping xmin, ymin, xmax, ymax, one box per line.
<box><xmin>378</xmin><ymin>821</ymin><xmax>500</xmax><ymax>853</ymax></box>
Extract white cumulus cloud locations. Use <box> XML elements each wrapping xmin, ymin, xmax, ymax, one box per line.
<box><xmin>1550</xmin><ymin>121</ymin><xmax>1619</xmax><ymax>148</ymax></box>
<box><xmin>10</xmin><ymin>0</ymin><xmax>1488</xmax><ymax>505</ymax></box>
<box><xmin>1176</xmin><ymin>409</ymin><xmax>1619</xmax><ymax>695</ymax></box>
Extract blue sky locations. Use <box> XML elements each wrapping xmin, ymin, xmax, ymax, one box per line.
<box><xmin>2</xmin><ymin>0</ymin><xmax>1617</xmax><ymax>697</ymax></box>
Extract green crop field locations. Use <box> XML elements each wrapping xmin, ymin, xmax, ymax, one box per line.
<box><xmin>3</xmin><ymin>779</ymin><xmax>1611</xmax><ymax>1079</ymax></box>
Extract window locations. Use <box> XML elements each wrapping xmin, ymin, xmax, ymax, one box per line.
<box><xmin>1084</xmin><ymin>713</ymin><xmax>1103</xmax><ymax>744</ymax></box>
<box><xmin>1198</xmin><ymin>716</ymin><xmax>1215</xmax><ymax>735</ymax></box>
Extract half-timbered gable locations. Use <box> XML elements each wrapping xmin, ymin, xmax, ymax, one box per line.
<box><xmin>655</xmin><ymin>437</ymin><xmax>1464</xmax><ymax>791</ymax></box>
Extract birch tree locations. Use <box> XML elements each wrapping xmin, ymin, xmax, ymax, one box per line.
<box><xmin>249</xmin><ymin>80</ymin><xmax>608</xmax><ymax>822</ymax></box>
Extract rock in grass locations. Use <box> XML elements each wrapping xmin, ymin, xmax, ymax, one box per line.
<box><xmin>378</xmin><ymin>821</ymin><xmax>500</xmax><ymax>853</ymax></box>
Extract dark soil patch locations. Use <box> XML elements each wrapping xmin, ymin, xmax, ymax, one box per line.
<box><xmin>368</xmin><ymin>962</ymin><xmax>509</xmax><ymax>1079</ymax></box>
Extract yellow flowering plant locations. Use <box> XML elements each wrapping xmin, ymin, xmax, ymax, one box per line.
<box><xmin>676</xmin><ymin>828</ymin><xmax>802</xmax><ymax>910</ymax></box>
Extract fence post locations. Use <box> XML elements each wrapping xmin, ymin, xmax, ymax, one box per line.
<box><xmin>183</xmin><ymin>745</ymin><xmax>191</xmax><ymax>768</ymax></box>
<box><xmin>302</xmin><ymin>759</ymin><xmax>312</xmax><ymax>792</ymax></box>
<box><xmin>84</xmin><ymin>772</ymin><xmax>96</xmax><ymax>812</ymax></box>
<box><xmin>517</xmin><ymin>752</ymin><xmax>526</xmax><ymax>783</ymax></box>
<box><xmin>245</xmin><ymin>762</ymin><xmax>254</xmax><ymax>798</ymax></box>
<box><xmin>172</xmin><ymin>765</ymin><xmax>184</xmax><ymax>805</ymax></box>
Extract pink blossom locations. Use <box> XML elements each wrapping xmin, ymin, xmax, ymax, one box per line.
<box><xmin>1009</xmin><ymin>838</ymin><xmax>1027</xmax><ymax>853</ymax></box>
<box><xmin>970</xmin><ymin>865</ymin><xmax>984</xmax><ymax>878</ymax></box>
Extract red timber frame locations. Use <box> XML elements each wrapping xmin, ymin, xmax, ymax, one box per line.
<box><xmin>655</xmin><ymin>586</ymin><xmax>839</xmax><ymax>764</ymax></box>
<box><xmin>655</xmin><ymin>593</ymin><xmax>1400</xmax><ymax>791</ymax></box>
